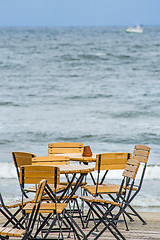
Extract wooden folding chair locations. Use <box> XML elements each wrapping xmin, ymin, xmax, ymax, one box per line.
<box><xmin>19</xmin><ymin>165</ymin><xmax>67</xmax><ymax>239</ymax></box>
<box><xmin>118</xmin><ymin>145</ymin><xmax>151</xmax><ymax>225</ymax></box>
<box><xmin>21</xmin><ymin>166</ymin><xmax>86</xmax><ymax>240</ymax></box>
<box><xmin>0</xmin><ymin>153</ymin><xmax>37</xmax><ymax>228</ymax></box>
<box><xmin>83</xmin><ymin>145</ymin><xmax>151</xmax><ymax>231</ymax></box>
<box><xmin>0</xmin><ymin>194</ymin><xmax>33</xmax><ymax>229</ymax></box>
<box><xmin>80</xmin><ymin>157</ymin><xmax>140</xmax><ymax>239</ymax></box>
<box><xmin>81</xmin><ymin>152</ymin><xmax>131</xmax><ymax>225</ymax></box>
<box><xmin>12</xmin><ymin>152</ymin><xmax>37</xmax><ymax>197</ymax></box>
<box><xmin>83</xmin><ymin>152</ymin><xmax>131</xmax><ymax>189</ymax></box>
<box><xmin>0</xmin><ymin>179</ymin><xmax>47</xmax><ymax>240</ymax></box>
<box><xmin>94</xmin><ymin>145</ymin><xmax>151</xmax><ymax>227</ymax></box>
<box><xmin>19</xmin><ymin>165</ymin><xmax>66</xmax><ymax>203</ymax></box>
<box><xmin>48</xmin><ymin>142</ymin><xmax>84</xmax><ymax>155</ymax></box>
<box><xmin>48</xmin><ymin>143</ymin><xmax>86</xmax><ymax>227</ymax></box>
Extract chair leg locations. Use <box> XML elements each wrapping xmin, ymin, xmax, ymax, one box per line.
<box><xmin>127</xmin><ymin>204</ymin><xmax>147</xmax><ymax>225</ymax></box>
<box><xmin>85</xmin><ymin>202</ymin><xmax>126</xmax><ymax>240</ymax></box>
<box><xmin>64</xmin><ymin>210</ymin><xmax>87</xmax><ymax>240</ymax></box>
<box><xmin>75</xmin><ymin>198</ymin><xmax>85</xmax><ymax>228</ymax></box>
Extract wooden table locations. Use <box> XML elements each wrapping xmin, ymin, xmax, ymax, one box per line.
<box><xmin>55</xmin><ymin>164</ymin><xmax>95</xmax><ymax>174</ymax></box>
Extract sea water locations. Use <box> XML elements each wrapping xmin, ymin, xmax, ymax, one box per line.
<box><xmin>0</xmin><ymin>26</ymin><xmax>160</xmax><ymax>211</ymax></box>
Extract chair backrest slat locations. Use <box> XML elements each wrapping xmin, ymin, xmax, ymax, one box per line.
<box><xmin>48</xmin><ymin>142</ymin><xmax>84</xmax><ymax>155</ymax></box>
<box><xmin>133</xmin><ymin>145</ymin><xmax>151</xmax><ymax>163</ymax></box>
<box><xmin>12</xmin><ymin>152</ymin><xmax>36</xmax><ymax>168</ymax></box>
<box><xmin>12</xmin><ymin>152</ymin><xmax>36</xmax><ymax>180</ymax></box>
<box><xmin>134</xmin><ymin>145</ymin><xmax>150</xmax><ymax>151</ymax></box>
<box><xmin>122</xmin><ymin>158</ymin><xmax>139</xmax><ymax>179</ymax></box>
<box><xmin>20</xmin><ymin>165</ymin><xmax>60</xmax><ymax>185</ymax></box>
<box><xmin>32</xmin><ymin>156</ymin><xmax>70</xmax><ymax>165</ymax></box>
<box><xmin>133</xmin><ymin>150</ymin><xmax>149</xmax><ymax>157</ymax></box>
<box><xmin>96</xmin><ymin>152</ymin><xmax>131</xmax><ymax>171</ymax></box>
<box><xmin>122</xmin><ymin>145</ymin><xmax>151</xmax><ymax>180</ymax></box>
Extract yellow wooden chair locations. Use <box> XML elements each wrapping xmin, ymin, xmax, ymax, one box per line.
<box><xmin>0</xmin><ymin>152</ymin><xmax>39</xmax><ymax>229</ymax></box>
<box><xmin>82</xmin><ymin>145</ymin><xmax>151</xmax><ymax>230</ymax></box>
<box><xmin>20</xmin><ymin>166</ymin><xmax>85</xmax><ymax>239</ymax></box>
<box><xmin>80</xmin><ymin>157</ymin><xmax>140</xmax><ymax>239</ymax></box>
<box><xmin>47</xmin><ymin>142</ymin><xmax>86</xmax><ymax>227</ymax></box>
<box><xmin>12</xmin><ymin>152</ymin><xmax>37</xmax><ymax>197</ymax></box>
<box><xmin>81</xmin><ymin>159</ymin><xmax>139</xmax><ymax>240</ymax></box>
<box><xmin>0</xmin><ymin>193</ymin><xmax>33</xmax><ymax>229</ymax></box>
<box><xmin>48</xmin><ymin>142</ymin><xmax>86</xmax><ymax>186</ymax></box>
<box><xmin>19</xmin><ymin>165</ymin><xmax>66</xmax><ymax>201</ymax></box>
<box><xmin>82</xmin><ymin>152</ymin><xmax>131</xmax><ymax>195</ymax></box>
<box><xmin>19</xmin><ymin>165</ymin><xmax>68</xmax><ymax>239</ymax></box>
<box><xmin>48</xmin><ymin>142</ymin><xmax>84</xmax><ymax>155</ymax></box>
<box><xmin>0</xmin><ymin>179</ymin><xmax>47</xmax><ymax>240</ymax></box>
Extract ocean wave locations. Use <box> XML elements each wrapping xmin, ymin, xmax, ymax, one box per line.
<box><xmin>0</xmin><ymin>162</ymin><xmax>17</xmax><ymax>178</ymax></box>
<box><xmin>0</xmin><ymin>162</ymin><xmax>160</xmax><ymax>180</ymax></box>
<box><xmin>91</xmin><ymin>165</ymin><xmax>160</xmax><ymax>180</ymax></box>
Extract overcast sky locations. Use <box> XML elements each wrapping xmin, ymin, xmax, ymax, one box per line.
<box><xmin>0</xmin><ymin>0</ymin><xmax>159</xmax><ymax>27</ymax></box>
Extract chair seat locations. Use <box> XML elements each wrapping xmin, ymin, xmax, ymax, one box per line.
<box><xmin>23</xmin><ymin>202</ymin><xmax>68</xmax><ymax>214</ymax></box>
<box><xmin>0</xmin><ymin>227</ymin><xmax>26</xmax><ymax>237</ymax></box>
<box><xmin>83</xmin><ymin>183</ymin><xmax>125</xmax><ymax>195</ymax></box>
<box><xmin>26</xmin><ymin>184</ymin><xmax>66</xmax><ymax>193</ymax></box>
<box><xmin>0</xmin><ymin>198</ymin><xmax>33</xmax><ymax>209</ymax></box>
<box><xmin>80</xmin><ymin>196</ymin><xmax>121</xmax><ymax>206</ymax></box>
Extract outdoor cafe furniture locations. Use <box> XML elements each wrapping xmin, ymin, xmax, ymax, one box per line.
<box><xmin>80</xmin><ymin>156</ymin><xmax>140</xmax><ymax>240</ymax></box>
<box><xmin>20</xmin><ymin>164</ymin><xmax>94</xmax><ymax>239</ymax></box>
<box><xmin>12</xmin><ymin>152</ymin><xmax>37</xmax><ymax>197</ymax></box>
<box><xmin>0</xmin><ymin>179</ymin><xmax>47</xmax><ymax>240</ymax></box>
<box><xmin>48</xmin><ymin>142</ymin><xmax>97</xmax><ymax>163</ymax></box>
<box><xmin>48</xmin><ymin>142</ymin><xmax>84</xmax><ymax>155</ymax></box>
<box><xmin>81</xmin><ymin>145</ymin><xmax>151</xmax><ymax>232</ymax></box>
<box><xmin>31</xmin><ymin>154</ymin><xmax>94</xmax><ymax>227</ymax></box>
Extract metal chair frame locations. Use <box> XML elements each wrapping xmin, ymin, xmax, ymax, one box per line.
<box><xmin>0</xmin><ymin>179</ymin><xmax>47</xmax><ymax>240</ymax></box>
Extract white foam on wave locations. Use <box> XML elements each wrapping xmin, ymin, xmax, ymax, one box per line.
<box><xmin>0</xmin><ymin>162</ymin><xmax>17</xmax><ymax>178</ymax></box>
<box><xmin>86</xmin><ymin>165</ymin><xmax>160</xmax><ymax>180</ymax></box>
<box><xmin>133</xmin><ymin>197</ymin><xmax>160</xmax><ymax>208</ymax></box>
<box><xmin>0</xmin><ymin>162</ymin><xmax>160</xmax><ymax>180</ymax></box>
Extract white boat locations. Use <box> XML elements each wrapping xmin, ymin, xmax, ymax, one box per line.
<box><xmin>125</xmin><ymin>25</ymin><xmax>143</xmax><ymax>33</ymax></box>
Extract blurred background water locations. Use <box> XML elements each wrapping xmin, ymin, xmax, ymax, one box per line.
<box><xmin>0</xmin><ymin>26</ymin><xmax>160</xmax><ymax>210</ymax></box>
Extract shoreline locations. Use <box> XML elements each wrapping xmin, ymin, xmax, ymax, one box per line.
<box><xmin>0</xmin><ymin>211</ymin><xmax>160</xmax><ymax>239</ymax></box>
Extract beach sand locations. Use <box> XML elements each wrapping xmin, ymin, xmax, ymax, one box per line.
<box><xmin>0</xmin><ymin>211</ymin><xmax>160</xmax><ymax>239</ymax></box>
